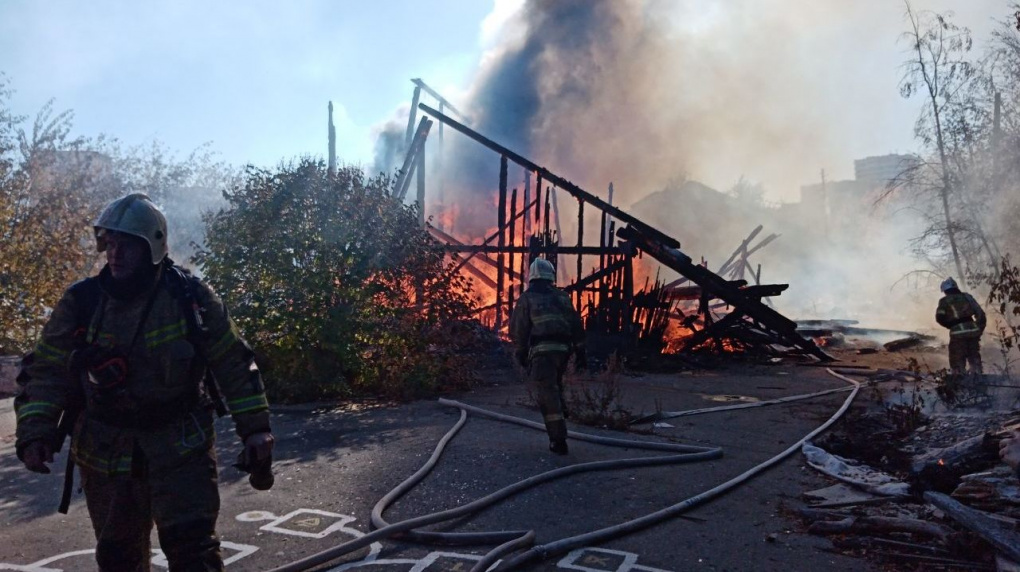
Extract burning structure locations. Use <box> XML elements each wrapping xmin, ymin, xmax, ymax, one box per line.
<box><xmin>386</xmin><ymin>86</ymin><xmax>832</xmax><ymax>363</ymax></box>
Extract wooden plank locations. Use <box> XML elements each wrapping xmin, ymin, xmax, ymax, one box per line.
<box><xmin>496</xmin><ymin>155</ymin><xmax>508</xmax><ymax>331</ymax></box>
<box><xmin>924</xmin><ymin>491</ymin><xmax>1020</xmax><ymax>562</ymax></box>
<box><xmin>394</xmin><ymin>117</ymin><xmax>432</xmax><ymax>201</ymax></box>
<box><xmin>564</xmin><ymin>258</ymin><xmax>629</xmax><ymax>294</ymax></box>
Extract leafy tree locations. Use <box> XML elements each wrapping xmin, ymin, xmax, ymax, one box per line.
<box><xmin>0</xmin><ymin>75</ymin><xmax>234</xmax><ymax>353</ymax></box>
<box><xmin>0</xmin><ymin>81</ymin><xmax>107</xmax><ymax>353</ymax></box>
<box><xmin>193</xmin><ymin>159</ymin><xmax>478</xmax><ymax>401</ymax></box>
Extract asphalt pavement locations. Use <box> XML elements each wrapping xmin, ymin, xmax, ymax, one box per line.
<box><xmin>0</xmin><ymin>362</ymin><xmax>877</xmax><ymax>572</ymax></box>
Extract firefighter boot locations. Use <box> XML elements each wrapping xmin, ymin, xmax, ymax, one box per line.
<box><xmin>546</xmin><ymin>418</ymin><xmax>568</xmax><ymax>455</ymax></box>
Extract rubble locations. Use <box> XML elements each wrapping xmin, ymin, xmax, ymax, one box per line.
<box><xmin>791</xmin><ymin>367</ymin><xmax>1020</xmax><ymax>570</ymax></box>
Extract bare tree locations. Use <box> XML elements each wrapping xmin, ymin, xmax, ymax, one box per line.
<box><xmin>899</xmin><ymin>2</ymin><xmax>976</xmax><ymax>284</ymax></box>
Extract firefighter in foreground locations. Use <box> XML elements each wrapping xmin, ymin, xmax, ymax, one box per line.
<box><xmin>935</xmin><ymin>277</ymin><xmax>986</xmax><ymax>377</ymax></box>
<box><xmin>15</xmin><ymin>193</ymin><xmax>274</xmax><ymax>571</ymax></box>
<box><xmin>510</xmin><ymin>257</ymin><xmax>586</xmax><ymax>455</ymax></box>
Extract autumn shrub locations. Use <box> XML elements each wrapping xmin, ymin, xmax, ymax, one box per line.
<box><xmin>193</xmin><ymin>159</ymin><xmax>478</xmax><ymax>402</ymax></box>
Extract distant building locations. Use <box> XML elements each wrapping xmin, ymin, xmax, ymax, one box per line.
<box><xmin>799</xmin><ymin>153</ymin><xmax>921</xmax><ymax>223</ymax></box>
<box><xmin>854</xmin><ymin>154</ymin><xmax>920</xmax><ymax>188</ymax></box>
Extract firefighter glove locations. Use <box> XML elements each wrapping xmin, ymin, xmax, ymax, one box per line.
<box><xmin>235</xmin><ymin>432</ymin><xmax>275</xmax><ymax>490</ymax></box>
<box><xmin>21</xmin><ymin>441</ymin><xmax>54</xmax><ymax>474</ymax></box>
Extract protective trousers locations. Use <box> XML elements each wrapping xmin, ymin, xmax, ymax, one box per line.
<box><xmin>528</xmin><ymin>352</ymin><xmax>569</xmax><ymax>444</ymax></box>
<box><xmin>948</xmin><ymin>336</ymin><xmax>982</xmax><ymax>376</ymax></box>
<box><xmin>80</xmin><ymin>444</ymin><xmax>223</xmax><ymax>572</ymax></box>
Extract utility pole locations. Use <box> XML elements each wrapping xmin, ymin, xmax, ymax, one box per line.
<box><xmin>327</xmin><ymin>101</ymin><xmax>336</xmax><ymax>177</ymax></box>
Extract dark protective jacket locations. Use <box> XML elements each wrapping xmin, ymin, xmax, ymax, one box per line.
<box><xmin>509</xmin><ymin>281</ymin><xmax>585</xmax><ymax>360</ymax></box>
<box><xmin>936</xmin><ymin>290</ymin><xmax>986</xmax><ymax>339</ymax></box>
<box><xmin>15</xmin><ymin>264</ymin><xmax>270</xmax><ymax>476</ymax></box>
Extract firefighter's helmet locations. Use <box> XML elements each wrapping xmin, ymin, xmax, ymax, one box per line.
<box><xmin>94</xmin><ymin>193</ymin><xmax>168</xmax><ymax>264</ymax></box>
<box><xmin>940</xmin><ymin>277</ymin><xmax>958</xmax><ymax>293</ymax></box>
<box><xmin>529</xmin><ymin>258</ymin><xmax>556</xmax><ymax>283</ymax></box>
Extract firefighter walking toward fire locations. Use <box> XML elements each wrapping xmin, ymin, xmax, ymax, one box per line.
<box><xmin>510</xmin><ymin>257</ymin><xmax>586</xmax><ymax>455</ymax></box>
<box><xmin>935</xmin><ymin>277</ymin><xmax>986</xmax><ymax>377</ymax></box>
<box><xmin>15</xmin><ymin>193</ymin><xmax>274</xmax><ymax>571</ymax></box>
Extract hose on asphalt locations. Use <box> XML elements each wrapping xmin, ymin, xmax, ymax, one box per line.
<box><xmin>630</xmin><ymin>383</ymin><xmax>857</xmax><ymax>424</ymax></box>
<box><xmin>269</xmin><ymin>368</ymin><xmax>862</xmax><ymax>572</ymax></box>
<box><xmin>269</xmin><ymin>402</ymin><xmax>722</xmax><ymax>572</ymax></box>
<box><xmin>490</xmin><ymin>369</ymin><xmax>862</xmax><ymax>570</ymax></box>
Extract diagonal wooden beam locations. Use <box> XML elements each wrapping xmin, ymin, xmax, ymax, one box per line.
<box><xmin>394</xmin><ymin>117</ymin><xmax>432</xmax><ymax>201</ymax></box>
<box><xmin>418</xmin><ymin>103</ymin><xmax>680</xmax><ymax>249</ymax></box>
<box><xmin>618</xmin><ymin>224</ymin><xmax>833</xmax><ymax>361</ymax></box>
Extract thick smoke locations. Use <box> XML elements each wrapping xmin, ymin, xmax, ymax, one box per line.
<box><xmin>377</xmin><ymin>0</ymin><xmax>992</xmax><ymax>332</ymax></box>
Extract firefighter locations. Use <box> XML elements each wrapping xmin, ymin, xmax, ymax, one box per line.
<box><xmin>15</xmin><ymin>193</ymin><xmax>274</xmax><ymax>571</ymax></box>
<box><xmin>935</xmin><ymin>277</ymin><xmax>986</xmax><ymax>377</ymax></box>
<box><xmin>510</xmin><ymin>257</ymin><xmax>586</xmax><ymax>455</ymax></box>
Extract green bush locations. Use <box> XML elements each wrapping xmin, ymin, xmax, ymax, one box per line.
<box><xmin>194</xmin><ymin>159</ymin><xmax>478</xmax><ymax>402</ymax></box>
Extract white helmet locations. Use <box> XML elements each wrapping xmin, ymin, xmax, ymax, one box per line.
<box><xmin>94</xmin><ymin>193</ymin><xmax>168</xmax><ymax>265</ymax></box>
<box><xmin>529</xmin><ymin>258</ymin><xmax>556</xmax><ymax>283</ymax></box>
<box><xmin>940</xmin><ymin>277</ymin><xmax>958</xmax><ymax>293</ymax></box>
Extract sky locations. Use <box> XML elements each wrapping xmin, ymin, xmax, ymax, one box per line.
<box><xmin>0</xmin><ymin>0</ymin><xmax>1011</xmax><ymax>203</ymax></box>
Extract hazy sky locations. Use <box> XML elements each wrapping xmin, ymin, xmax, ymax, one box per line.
<box><xmin>0</xmin><ymin>0</ymin><xmax>1010</xmax><ymax>202</ymax></box>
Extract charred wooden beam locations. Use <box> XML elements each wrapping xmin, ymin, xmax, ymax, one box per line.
<box><xmin>534</xmin><ymin>173</ymin><xmax>543</xmax><ymax>228</ymax></box>
<box><xmin>666</xmin><ymin>282</ymin><xmax>785</xmax><ymax>301</ymax></box>
<box><xmin>524</xmin><ymin>171</ymin><xmax>531</xmax><ymax>238</ymax></box>
<box><xmin>716</xmin><ymin>225</ymin><xmax>763</xmax><ymax>277</ymax></box>
<box><xmin>444</xmin><ymin>197</ymin><xmax>540</xmax><ymax>277</ymax></box>
<box><xmin>416</xmin><ymin>142</ymin><xmax>426</xmax><ymax>227</ymax></box>
<box><xmin>564</xmin><ymin>258</ymin><xmax>629</xmax><ymax>294</ymax></box>
<box><xmin>543</xmin><ymin>184</ymin><xmax>551</xmax><ymax>236</ymax></box>
<box><xmin>681</xmin><ymin>310</ymin><xmax>746</xmax><ymax>351</ymax></box>
<box><xmin>418</xmin><ymin>103</ymin><xmax>680</xmax><ymax>249</ymax></box>
<box><xmin>925</xmin><ymin>491</ymin><xmax>1020</xmax><ymax>562</ymax></box>
<box><xmin>450</xmin><ymin>255</ymin><xmax>497</xmax><ymax>290</ymax></box>
<box><xmin>411</xmin><ymin>78</ymin><xmax>467</xmax><ymax>120</ymax></box>
<box><xmin>666</xmin><ymin>232</ymin><xmax>780</xmax><ymax>290</ymax></box>
<box><xmin>623</xmin><ymin>250</ymin><xmax>634</xmax><ymax>332</ymax></box>
<box><xmin>427</xmin><ymin>224</ymin><xmax>521</xmax><ymax>281</ymax></box>
<box><xmin>394</xmin><ymin>117</ymin><xmax>432</xmax><ymax>201</ymax></box>
<box><xmin>618</xmin><ymin>224</ymin><xmax>833</xmax><ymax>361</ymax></box>
<box><xmin>741</xmin><ymin>284</ymin><xmax>789</xmax><ymax>298</ymax></box>
<box><xmin>576</xmin><ymin>199</ymin><xmax>583</xmax><ymax>311</ymax></box>
<box><xmin>404</xmin><ymin>86</ymin><xmax>422</xmax><ymax>148</ymax></box>
<box><xmin>445</xmin><ymin>245</ymin><xmax>622</xmax><ymax>256</ymax></box>
<box><xmin>496</xmin><ymin>155</ymin><xmax>508</xmax><ymax>331</ymax></box>
<box><xmin>550</xmin><ymin>186</ymin><xmax>564</xmax><ymax>283</ymax></box>
<box><xmin>509</xmin><ymin>186</ymin><xmax>518</xmax><ymax>315</ymax></box>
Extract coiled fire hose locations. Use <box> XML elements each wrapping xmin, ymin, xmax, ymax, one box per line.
<box><xmin>268</xmin><ymin>368</ymin><xmax>862</xmax><ymax>572</ymax></box>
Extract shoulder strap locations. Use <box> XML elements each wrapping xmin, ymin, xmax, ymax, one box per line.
<box><xmin>68</xmin><ymin>277</ymin><xmax>102</xmax><ymax>340</ymax></box>
<box><xmin>162</xmin><ymin>262</ymin><xmax>207</xmax><ymax>338</ymax></box>
<box><xmin>162</xmin><ymin>262</ymin><xmax>227</xmax><ymax>417</ymax></box>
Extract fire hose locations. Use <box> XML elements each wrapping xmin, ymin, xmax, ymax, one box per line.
<box><xmin>268</xmin><ymin>368</ymin><xmax>862</xmax><ymax>572</ymax></box>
